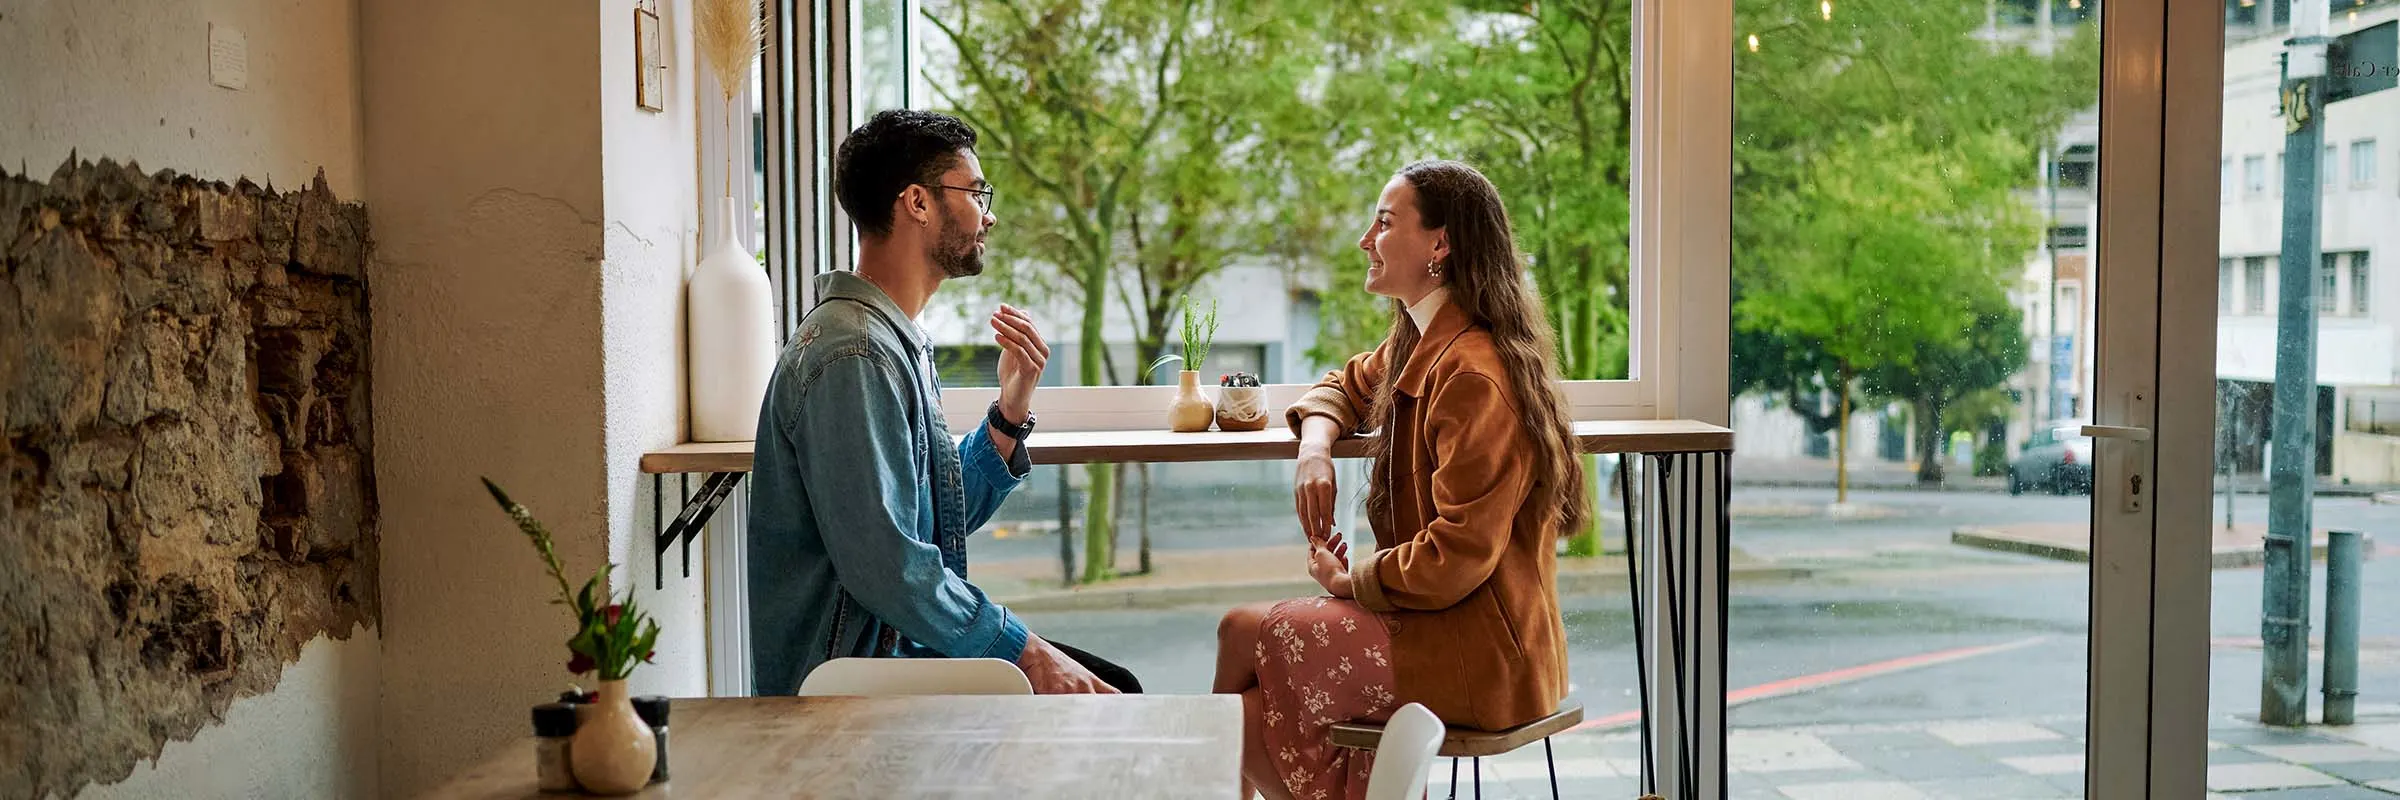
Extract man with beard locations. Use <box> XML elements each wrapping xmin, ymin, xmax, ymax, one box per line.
<box><xmin>748</xmin><ymin>110</ymin><xmax>1133</xmax><ymax>696</ymax></box>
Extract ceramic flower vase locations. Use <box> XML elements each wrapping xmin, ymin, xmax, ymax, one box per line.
<box><xmin>1168</xmin><ymin>370</ymin><xmax>1216</xmax><ymax>432</ymax></box>
<box><xmin>688</xmin><ymin>196</ymin><xmax>776</xmax><ymax>442</ymax></box>
<box><xmin>570</xmin><ymin>680</ymin><xmax>658</xmax><ymax>794</ymax></box>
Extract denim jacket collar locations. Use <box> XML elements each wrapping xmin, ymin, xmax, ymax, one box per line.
<box><xmin>815</xmin><ymin>270</ymin><xmax>929</xmax><ymax>353</ymax></box>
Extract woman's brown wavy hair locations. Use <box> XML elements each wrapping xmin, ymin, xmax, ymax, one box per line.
<box><xmin>1362</xmin><ymin>160</ymin><xmax>1589</xmax><ymax>540</ymax></box>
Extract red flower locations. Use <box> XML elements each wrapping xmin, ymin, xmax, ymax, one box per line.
<box><xmin>567</xmin><ymin>652</ymin><xmax>596</xmax><ymax>675</ymax></box>
<box><xmin>603</xmin><ymin>604</ymin><xmax>624</xmax><ymax>626</ymax></box>
<box><xmin>643</xmin><ymin>649</ymin><xmax>656</xmax><ymax>663</ymax></box>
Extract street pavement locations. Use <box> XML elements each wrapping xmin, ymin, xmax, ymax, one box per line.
<box><xmin>985</xmin><ymin>485</ymin><xmax>2400</xmax><ymax>795</ymax></box>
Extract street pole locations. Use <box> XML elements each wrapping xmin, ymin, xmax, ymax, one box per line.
<box><xmin>2044</xmin><ymin>143</ymin><xmax>2062</xmax><ymax>422</ymax></box>
<box><xmin>2262</xmin><ymin>0</ymin><xmax>2330</xmax><ymax>728</ymax></box>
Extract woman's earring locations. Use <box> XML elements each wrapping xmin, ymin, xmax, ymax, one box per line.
<box><xmin>1427</xmin><ymin>260</ymin><xmax>1444</xmax><ymax>280</ymax></box>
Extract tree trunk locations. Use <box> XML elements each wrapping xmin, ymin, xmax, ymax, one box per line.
<box><xmin>1914</xmin><ymin>397</ymin><xmax>1948</xmax><ymax>487</ymax></box>
<box><xmin>1057</xmin><ymin>466</ymin><xmax>1076</xmax><ymax>587</ymax></box>
<box><xmin>1076</xmin><ymin>246</ymin><xmax>1117</xmax><ymax>584</ymax></box>
<box><xmin>1080</xmin><ymin>464</ymin><xmax>1117</xmax><ymax>584</ymax></box>
<box><xmin>1836</xmin><ymin>363</ymin><xmax>1854</xmax><ymax>504</ymax></box>
<box><xmin>1138</xmin><ymin>462</ymin><xmax>1153</xmax><ymax>575</ymax></box>
<box><xmin>1562</xmin><ymin>452</ymin><xmax>1604</xmax><ymax>557</ymax></box>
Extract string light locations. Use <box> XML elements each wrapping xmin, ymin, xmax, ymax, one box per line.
<box><xmin>2068</xmin><ymin>0</ymin><xmax>2081</xmax><ymax>9</ymax></box>
<box><xmin>1821</xmin><ymin>0</ymin><xmax>1833</xmax><ymax>21</ymax></box>
<box><xmin>1748</xmin><ymin>33</ymin><xmax>1761</xmax><ymax>52</ymax></box>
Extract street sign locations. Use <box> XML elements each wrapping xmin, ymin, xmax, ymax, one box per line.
<box><xmin>2328</xmin><ymin>21</ymin><xmax>2397</xmax><ymax>104</ymax></box>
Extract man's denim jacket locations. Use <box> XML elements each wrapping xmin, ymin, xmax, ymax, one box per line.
<box><xmin>747</xmin><ymin>271</ymin><xmax>1029</xmax><ymax>695</ymax></box>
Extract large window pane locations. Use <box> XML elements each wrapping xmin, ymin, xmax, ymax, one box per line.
<box><xmin>1730</xmin><ymin>2</ymin><xmax>2100</xmax><ymax>795</ymax></box>
<box><xmin>2205</xmin><ymin>0</ymin><xmax>2399</xmax><ymax>788</ymax></box>
<box><xmin>859</xmin><ymin>1</ymin><xmax>1636</xmax><ymax>390</ymax></box>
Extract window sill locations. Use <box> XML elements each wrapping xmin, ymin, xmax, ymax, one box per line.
<box><xmin>640</xmin><ymin>419</ymin><xmax>1733</xmax><ymax>474</ymax></box>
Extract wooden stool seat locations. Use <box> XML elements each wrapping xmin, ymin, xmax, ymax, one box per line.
<box><xmin>1328</xmin><ymin>705</ymin><xmax>1585</xmax><ymax>799</ymax></box>
<box><xmin>1328</xmin><ymin>705</ymin><xmax>1584</xmax><ymax>757</ymax></box>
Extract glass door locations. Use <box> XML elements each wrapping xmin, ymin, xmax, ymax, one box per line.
<box><xmin>1723</xmin><ymin>0</ymin><xmax>2208</xmax><ymax>796</ymax></box>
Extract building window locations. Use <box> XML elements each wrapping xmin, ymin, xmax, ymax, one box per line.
<box><xmin>2056</xmin><ymin>144</ymin><xmax>2095</xmax><ymax>189</ymax></box>
<box><xmin>2246</xmin><ymin>256</ymin><xmax>2269</xmax><ymax>314</ymax></box>
<box><xmin>2355</xmin><ymin>252</ymin><xmax>2373</xmax><ymax>315</ymax></box>
<box><xmin>2246</xmin><ymin>155</ymin><xmax>2267</xmax><ymax>196</ymax></box>
<box><xmin>2220</xmin><ymin>258</ymin><xmax>2236</xmax><ymax>314</ymax></box>
<box><xmin>2354</xmin><ymin>139</ymin><xmax>2379</xmax><ymax>188</ymax></box>
<box><xmin>2221</xmin><ymin>157</ymin><xmax>2233</xmax><ymax>202</ymax></box>
<box><xmin>2325</xmin><ymin>145</ymin><xmax>2339</xmax><ymax>191</ymax></box>
<box><xmin>2321</xmin><ymin>253</ymin><xmax>2339</xmax><ymax>314</ymax></box>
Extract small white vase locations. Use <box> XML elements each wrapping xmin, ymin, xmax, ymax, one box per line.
<box><xmin>570</xmin><ymin>680</ymin><xmax>658</xmax><ymax>794</ymax></box>
<box><xmin>688</xmin><ymin>197</ymin><xmax>776</xmax><ymax>442</ymax></box>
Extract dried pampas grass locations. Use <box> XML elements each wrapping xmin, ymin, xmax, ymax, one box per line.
<box><xmin>696</xmin><ymin>0</ymin><xmax>768</xmax><ymax>103</ymax></box>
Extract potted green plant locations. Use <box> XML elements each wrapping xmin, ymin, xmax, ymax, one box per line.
<box><xmin>1148</xmin><ymin>295</ymin><xmax>1221</xmax><ymax>432</ymax></box>
<box><xmin>485</xmin><ymin>479</ymin><xmax>663</xmax><ymax>794</ymax></box>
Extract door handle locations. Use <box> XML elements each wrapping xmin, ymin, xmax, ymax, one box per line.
<box><xmin>2081</xmin><ymin>424</ymin><xmax>2152</xmax><ymax>442</ymax></box>
<box><xmin>2080</xmin><ymin>422</ymin><xmax>2150</xmax><ymax>513</ymax></box>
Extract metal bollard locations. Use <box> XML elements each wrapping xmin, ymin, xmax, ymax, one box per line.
<box><xmin>2323</xmin><ymin>530</ymin><xmax>2364</xmax><ymax>725</ymax></box>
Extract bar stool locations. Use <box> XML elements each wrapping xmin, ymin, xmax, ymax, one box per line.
<box><xmin>1328</xmin><ymin>704</ymin><xmax>1584</xmax><ymax>800</ymax></box>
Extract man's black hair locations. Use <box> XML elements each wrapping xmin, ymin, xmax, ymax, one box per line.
<box><xmin>833</xmin><ymin>109</ymin><xmax>979</xmax><ymax>237</ymax></box>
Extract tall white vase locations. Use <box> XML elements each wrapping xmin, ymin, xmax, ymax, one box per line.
<box><xmin>688</xmin><ymin>197</ymin><xmax>776</xmax><ymax>442</ymax></box>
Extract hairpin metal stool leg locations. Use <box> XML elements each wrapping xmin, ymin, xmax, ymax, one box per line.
<box><xmin>1472</xmin><ymin>757</ymin><xmax>1481</xmax><ymax>800</ymax></box>
<box><xmin>1545</xmin><ymin>736</ymin><xmax>1560</xmax><ymax>799</ymax></box>
<box><xmin>1448</xmin><ymin>757</ymin><xmax>1459</xmax><ymax>800</ymax></box>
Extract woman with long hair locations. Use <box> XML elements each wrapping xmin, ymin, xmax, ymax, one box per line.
<box><xmin>1213</xmin><ymin>160</ymin><xmax>1588</xmax><ymax>799</ymax></box>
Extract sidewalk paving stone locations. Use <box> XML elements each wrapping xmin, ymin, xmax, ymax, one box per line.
<box><xmin>1925</xmin><ymin>720</ymin><xmax>2067</xmax><ymax>745</ymax></box>
<box><xmin>2318</xmin><ymin>761</ymin><xmax>2400</xmax><ymax>784</ymax></box>
<box><xmin>2253</xmin><ymin>744</ymin><xmax>2400</xmax><ymax>764</ymax></box>
<box><xmin>1999</xmin><ymin>753</ymin><xmax>2085</xmax><ymax>775</ymax></box>
<box><xmin>1904</xmin><ymin>774</ymin><xmax>2072</xmax><ymax>798</ymax></box>
<box><xmin>1839</xmin><ymin>745</ymin><xmax>2015</xmax><ymax>781</ymax></box>
<box><xmin>2217</xmin><ymin>787</ymin><xmax>2400</xmax><ymax>799</ymax></box>
<box><xmin>1775</xmin><ymin>781</ymin><xmax>1927</xmax><ymax>799</ymax></box>
<box><xmin>2370</xmin><ymin>778</ymin><xmax>2400</xmax><ymax>794</ymax></box>
<box><xmin>2209</xmin><ymin>762</ymin><xmax>2349</xmax><ymax>792</ymax></box>
<box><xmin>2334</xmin><ymin>724</ymin><xmax>2400</xmax><ymax>753</ymax></box>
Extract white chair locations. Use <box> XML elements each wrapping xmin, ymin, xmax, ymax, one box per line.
<box><xmin>1364</xmin><ymin>703</ymin><xmax>1445</xmax><ymax>800</ymax></box>
<box><xmin>796</xmin><ymin>657</ymin><xmax>1033</xmax><ymax>696</ymax></box>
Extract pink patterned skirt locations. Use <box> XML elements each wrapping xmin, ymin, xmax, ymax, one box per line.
<box><xmin>1255</xmin><ymin>596</ymin><xmax>1401</xmax><ymax>800</ymax></box>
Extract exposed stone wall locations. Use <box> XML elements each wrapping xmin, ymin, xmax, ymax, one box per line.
<box><xmin>0</xmin><ymin>159</ymin><xmax>377</xmax><ymax>797</ymax></box>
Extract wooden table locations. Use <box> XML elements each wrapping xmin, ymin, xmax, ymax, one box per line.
<box><xmin>423</xmin><ymin>694</ymin><xmax>1242</xmax><ymax>799</ymax></box>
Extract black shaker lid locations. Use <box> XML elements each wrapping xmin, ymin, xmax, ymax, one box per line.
<box><xmin>532</xmin><ymin>703</ymin><xmax>578</xmax><ymax>737</ymax></box>
<box><xmin>632</xmin><ymin>695</ymin><xmax>670</xmax><ymax>727</ymax></box>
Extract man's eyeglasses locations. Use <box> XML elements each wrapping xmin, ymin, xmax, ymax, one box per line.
<box><xmin>921</xmin><ymin>183</ymin><xmax>995</xmax><ymax>213</ymax></box>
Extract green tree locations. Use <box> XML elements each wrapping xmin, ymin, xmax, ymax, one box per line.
<box><xmin>1731</xmin><ymin>1</ymin><xmax>2098</xmax><ymax>502</ymax></box>
<box><xmin>1861</xmin><ymin>298</ymin><xmax>2030</xmax><ymax>486</ymax></box>
<box><xmin>925</xmin><ymin>0</ymin><xmax>1433</xmax><ymax>582</ymax></box>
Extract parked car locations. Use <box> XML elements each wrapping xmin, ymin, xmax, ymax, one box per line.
<box><xmin>2009</xmin><ymin>423</ymin><xmax>2094</xmax><ymax>495</ymax></box>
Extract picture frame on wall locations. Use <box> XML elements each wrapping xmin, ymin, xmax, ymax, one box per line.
<box><xmin>635</xmin><ymin>3</ymin><xmax>665</xmax><ymax>112</ymax></box>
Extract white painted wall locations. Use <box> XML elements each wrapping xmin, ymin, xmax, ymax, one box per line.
<box><xmin>1</xmin><ymin>2</ymin><xmax>382</xmax><ymax>796</ymax></box>
<box><xmin>78</xmin><ymin>626</ymin><xmax>381</xmax><ymax>800</ymax></box>
<box><xmin>0</xmin><ymin>0</ymin><xmax>365</xmax><ymax>196</ymax></box>
<box><xmin>603</xmin><ymin>0</ymin><xmax>708</xmax><ymax>700</ymax></box>
<box><xmin>364</xmin><ymin>0</ymin><xmax>710</xmax><ymax>792</ymax></box>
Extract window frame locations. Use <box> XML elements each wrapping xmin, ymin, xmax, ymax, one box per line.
<box><xmin>770</xmin><ymin>0</ymin><xmax>1729</xmax><ymax>433</ymax></box>
<box><xmin>2353</xmin><ymin>251</ymin><xmax>2372</xmax><ymax>316</ymax></box>
<box><xmin>2353</xmin><ymin>139</ymin><xmax>2378</xmax><ymax>188</ymax></box>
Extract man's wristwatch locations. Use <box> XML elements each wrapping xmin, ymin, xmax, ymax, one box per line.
<box><xmin>987</xmin><ymin>400</ymin><xmax>1036</xmax><ymax>441</ymax></box>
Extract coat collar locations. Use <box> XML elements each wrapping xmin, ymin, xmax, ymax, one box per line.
<box><xmin>1394</xmin><ymin>302</ymin><xmax>1472</xmax><ymax>397</ymax></box>
<box><xmin>815</xmin><ymin>270</ymin><xmax>928</xmax><ymax>352</ymax></box>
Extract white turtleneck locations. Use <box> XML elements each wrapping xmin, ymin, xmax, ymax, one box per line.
<box><xmin>1406</xmin><ymin>287</ymin><xmax>1452</xmax><ymax>333</ymax></box>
